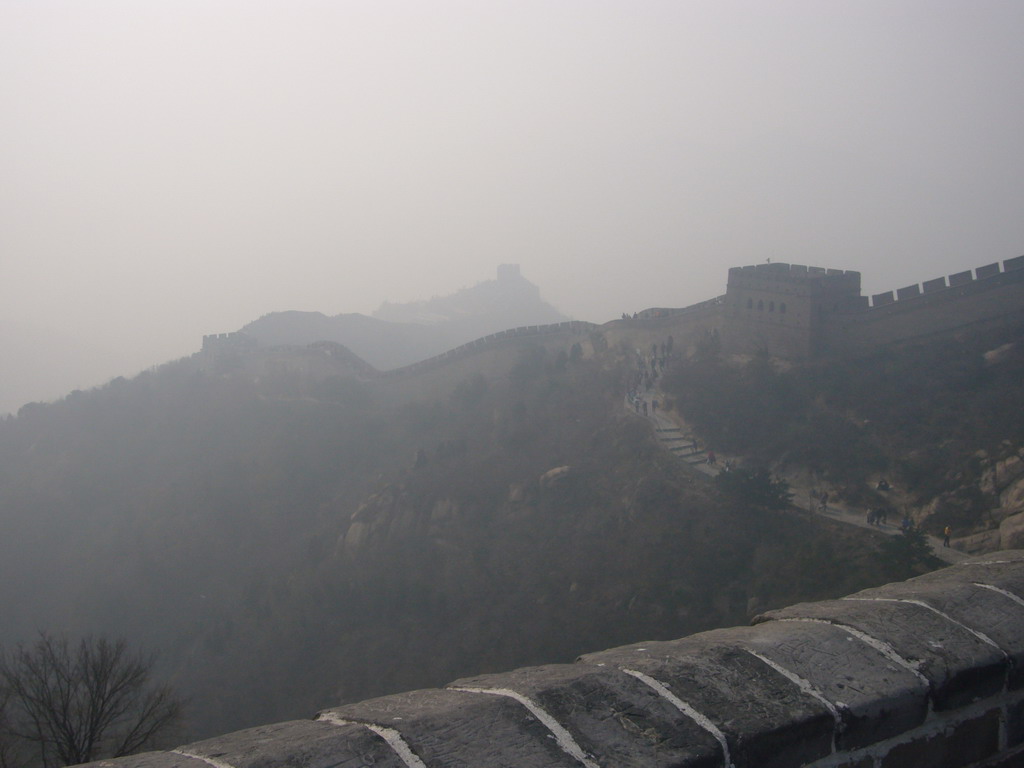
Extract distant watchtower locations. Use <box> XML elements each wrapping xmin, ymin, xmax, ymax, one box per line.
<box><xmin>497</xmin><ymin>264</ymin><xmax>521</xmax><ymax>282</ymax></box>
<box><xmin>723</xmin><ymin>263</ymin><xmax>863</xmax><ymax>358</ymax></box>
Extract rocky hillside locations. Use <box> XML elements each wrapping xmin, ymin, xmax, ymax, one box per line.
<box><xmin>660</xmin><ymin>317</ymin><xmax>1024</xmax><ymax>554</ymax></box>
<box><xmin>0</xmin><ymin>331</ymin><xmax>895</xmax><ymax>743</ymax></box>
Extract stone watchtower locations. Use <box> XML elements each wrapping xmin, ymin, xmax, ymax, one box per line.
<box><xmin>722</xmin><ymin>263</ymin><xmax>864</xmax><ymax>358</ymax></box>
<box><xmin>497</xmin><ymin>263</ymin><xmax>521</xmax><ymax>282</ymax></box>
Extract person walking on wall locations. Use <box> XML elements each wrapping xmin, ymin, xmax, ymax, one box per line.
<box><xmin>944</xmin><ymin>525</ymin><xmax>952</xmax><ymax>547</ymax></box>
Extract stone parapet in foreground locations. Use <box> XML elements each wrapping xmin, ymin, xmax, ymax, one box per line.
<box><xmin>81</xmin><ymin>552</ymin><xmax>1024</xmax><ymax>768</ymax></box>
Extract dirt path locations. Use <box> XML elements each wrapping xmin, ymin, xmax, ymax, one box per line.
<box><xmin>626</xmin><ymin>391</ymin><xmax>969</xmax><ymax>565</ymax></box>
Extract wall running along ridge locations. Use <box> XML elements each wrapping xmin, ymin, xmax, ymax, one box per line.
<box><xmin>80</xmin><ymin>551</ymin><xmax>1024</xmax><ymax>768</ymax></box>
<box><xmin>199</xmin><ymin>255</ymin><xmax>1024</xmax><ymax>374</ymax></box>
<box><xmin>726</xmin><ymin>256</ymin><xmax>1024</xmax><ymax>359</ymax></box>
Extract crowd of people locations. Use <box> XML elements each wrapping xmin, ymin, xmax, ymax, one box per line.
<box><xmin>626</xmin><ymin>339</ymin><xmax>675</xmax><ymax>411</ymax></box>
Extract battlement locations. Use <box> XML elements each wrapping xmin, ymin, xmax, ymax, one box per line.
<box><xmin>722</xmin><ymin>255</ymin><xmax>1024</xmax><ymax>359</ymax></box>
<box><xmin>201</xmin><ymin>332</ymin><xmax>257</xmax><ymax>353</ymax></box>
<box><xmin>868</xmin><ymin>253</ymin><xmax>1024</xmax><ymax>307</ymax></box>
<box><xmin>727</xmin><ymin>262</ymin><xmax>862</xmax><ymax>292</ymax></box>
<box><xmin>81</xmin><ymin>552</ymin><xmax>1024</xmax><ymax>768</ymax></box>
<box><xmin>196</xmin><ymin>255</ymin><xmax>1024</xmax><ymax>372</ymax></box>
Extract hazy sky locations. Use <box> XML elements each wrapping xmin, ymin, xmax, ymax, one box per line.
<box><xmin>2</xmin><ymin>1</ymin><xmax>1023</xmax><ymax>412</ymax></box>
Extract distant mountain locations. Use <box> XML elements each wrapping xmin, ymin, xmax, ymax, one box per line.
<box><xmin>239</xmin><ymin>265</ymin><xmax>568</xmax><ymax>370</ymax></box>
<box><xmin>373</xmin><ymin>263</ymin><xmax>567</xmax><ymax>329</ymax></box>
<box><xmin>0</xmin><ymin>319</ymin><xmax>122</xmax><ymax>416</ymax></box>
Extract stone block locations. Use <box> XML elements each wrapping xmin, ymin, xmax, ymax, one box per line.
<box><xmin>580</xmin><ymin>636</ymin><xmax>833</xmax><ymax>768</ymax></box>
<box><xmin>822</xmin><ymin>757</ymin><xmax>875</xmax><ymax>768</ymax></box>
<box><xmin>323</xmin><ymin>687</ymin><xmax>584</xmax><ymax>766</ymax></box>
<box><xmin>879</xmin><ymin>708</ymin><xmax>1000</xmax><ymax>768</ymax></box>
<box><xmin>923</xmin><ymin>277</ymin><xmax>948</xmax><ymax>293</ymax></box>
<box><xmin>949</xmin><ymin>270</ymin><xmax>974</xmax><ymax>287</ymax></box>
<box><xmin>979</xmin><ymin>749</ymin><xmax>1024</xmax><ymax>768</ymax></box>
<box><xmin>449</xmin><ymin>662</ymin><xmax>722</xmax><ymax>768</ymax></box>
<box><xmin>72</xmin><ymin>754</ymin><xmax>209</xmax><ymax>768</ymax></box>
<box><xmin>871</xmin><ymin>291</ymin><xmax>895</xmax><ymax>306</ymax></box>
<box><xmin>976</xmin><ymin>263</ymin><xmax>1001</xmax><ymax>280</ymax></box>
<box><xmin>1005</xmin><ymin>254</ymin><xmax>1024</xmax><ymax>272</ymax></box>
<box><xmin>1009</xmin><ymin>698</ymin><xmax>1024</xmax><ymax>747</ymax></box>
<box><xmin>896</xmin><ymin>284</ymin><xmax>921</xmax><ymax>300</ymax></box>
<box><xmin>685</xmin><ymin>623</ymin><xmax>929</xmax><ymax>750</ymax></box>
<box><xmin>914</xmin><ymin>552</ymin><xmax>1024</xmax><ymax>599</ymax></box>
<box><xmin>757</xmin><ymin>595</ymin><xmax>1006</xmax><ymax>710</ymax></box>
<box><xmin>176</xmin><ymin>720</ymin><xmax>404</xmax><ymax>768</ymax></box>
<box><xmin>845</xmin><ymin>576</ymin><xmax>1024</xmax><ymax>688</ymax></box>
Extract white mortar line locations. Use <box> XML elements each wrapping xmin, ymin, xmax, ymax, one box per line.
<box><xmin>969</xmin><ymin>582</ymin><xmax>1024</xmax><ymax>694</ymax></box>
<box><xmin>957</xmin><ymin>558</ymin><xmax>1024</xmax><ymax>565</ymax></box>
<box><xmin>973</xmin><ymin>582</ymin><xmax>1024</xmax><ymax>609</ymax></box>
<box><xmin>841</xmin><ymin>597</ymin><xmax>1004</xmax><ymax>651</ymax></box>
<box><xmin>170</xmin><ymin>749</ymin><xmax>238</xmax><ymax>768</ymax></box>
<box><xmin>318</xmin><ymin>712</ymin><xmax>428</xmax><ymax>768</ymax></box>
<box><xmin>621</xmin><ymin>668</ymin><xmax>733</xmax><ymax>768</ymax></box>
<box><xmin>449</xmin><ymin>686</ymin><xmax>600</xmax><ymax>768</ymax></box>
<box><xmin>744</xmin><ymin>650</ymin><xmax>842</xmax><ymax>752</ymax></box>
<box><xmin>772</xmin><ymin>618</ymin><xmax>930</xmax><ymax>686</ymax></box>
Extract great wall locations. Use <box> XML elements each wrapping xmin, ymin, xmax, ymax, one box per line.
<box><xmin>201</xmin><ymin>254</ymin><xmax>1024</xmax><ymax>381</ymax></box>
<box><xmin>155</xmin><ymin>257</ymin><xmax>1024</xmax><ymax>767</ymax></box>
<box><xmin>81</xmin><ymin>552</ymin><xmax>1024</xmax><ymax>767</ymax></box>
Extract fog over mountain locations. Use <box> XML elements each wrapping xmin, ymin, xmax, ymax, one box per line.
<box><xmin>0</xmin><ymin>265</ymin><xmax>566</xmax><ymax>414</ymax></box>
<box><xmin>3</xmin><ymin>2</ymin><xmax>1023</xmax><ymax>417</ymax></box>
<box><xmin>240</xmin><ymin>265</ymin><xmax>568</xmax><ymax>370</ymax></box>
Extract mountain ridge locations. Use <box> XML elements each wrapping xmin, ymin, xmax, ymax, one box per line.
<box><xmin>238</xmin><ymin>265</ymin><xmax>568</xmax><ymax>371</ymax></box>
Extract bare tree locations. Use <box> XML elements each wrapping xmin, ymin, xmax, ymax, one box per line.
<box><xmin>0</xmin><ymin>682</ymin><xmax>18</xmax><ymax>768</ymax></box>
<box><xmin>0</xmin><ymin>633</ymin><xmax>183</xmax><ymax>767</ymax></box>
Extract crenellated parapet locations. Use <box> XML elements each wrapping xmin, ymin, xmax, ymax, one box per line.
<box><xmin>201</xmin><ymin>332</ymin><xmax>257</xmax><ymax>354</ymax></box>
<box><xmin>722</xmin><ymin>254</ymin><xmax>1024</xmax><ymax>359</ymax></box>
<box><xmin>197</xmin><ymin>255</ymin><xmax>1024</xmax><ymax>373</ymax></box>
<box><xmin>727</xmin><ymin>262</ymin><xmax>862</xmax><ymax>291</ymax></box>
<box><xmin>830</xmin><ymin>254</ymin><xmax>1024</xmax><ymax>355</ymax></box>
<box><xmin>76</xmin><ymin>552</ymin><xmax>1024</xmax><ymax>768</ymax></box>
<box><xmin>868</xmin><ymin>254</ymin><xmax>1024</xmax><ymax>308</ymax></box>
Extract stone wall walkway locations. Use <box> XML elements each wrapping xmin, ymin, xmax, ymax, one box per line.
<box><xmin>626</xmin><ymin>390</ymin><xmax>970</xmax><ymax>565</ymax></box>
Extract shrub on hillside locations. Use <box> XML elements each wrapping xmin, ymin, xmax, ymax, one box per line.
<box><xmin>715</xmin><ymin>467</ymin><xmax>793</xmax><ymax>510</ymax></box>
